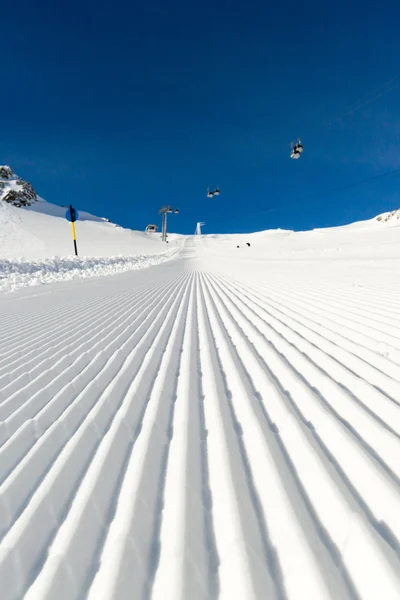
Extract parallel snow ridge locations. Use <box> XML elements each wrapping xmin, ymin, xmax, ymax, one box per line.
<box><xmin>1</xmin><ymin>253</ymin><xmax>400</xmax><ymax>599</ymax></box>
<box><xmin>0</xmin><ymin>251</ymin><xmax>179</xmax><ymax>293</ymax></box>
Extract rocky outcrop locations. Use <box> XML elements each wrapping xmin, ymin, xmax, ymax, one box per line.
<box><xmin>376</xmin><ymin>209</ymin><xmax>400</xmax><ymax>223</ymax></box>
<box><xmin>0</xmin><ymin>166</ymin><xmax>39</xmax><ymax>207</ymax></box>
<box><xmin>0</xmin><ymin>166</ymin><xmax>13</xmax><ymax>179</ymax></box>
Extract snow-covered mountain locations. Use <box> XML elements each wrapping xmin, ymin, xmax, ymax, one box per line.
<box><xmin>2</xmin><ymin>165</ymin><xmax>399</xmax><ymax>260</ymax></box>
<box><xmin>0</xmin><ymin>166</ymin><xmax>184</xmax><ymax>291</ymax></box>
<box><xmin>0</xmin><ymin>166</ymin><xmax>178</xmax><ymax>261</ymax></box>
<box><xmin>0</xmin><ymin>165</ymin><xmax>38</xmax><ymax>207</ymax></box>
<box><xmin>1</xmin><ymin>165</ymin><xmax>399</xmax><ymax>294</ymax></box>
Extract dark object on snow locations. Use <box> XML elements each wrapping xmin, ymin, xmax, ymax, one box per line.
<box><xmin>246</xmin><ymin>242</ymin><xmax>251</xmax><ymax>247</ymax></box>
<box><xmin>237</xmin><ymin>245</ymin><xmax>240</xmax><ymax>248</ymax></box>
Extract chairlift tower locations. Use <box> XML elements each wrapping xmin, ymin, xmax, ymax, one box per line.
<box><xmin>195</xmin><ymin>222</ymin><xmax>205</xmax><ymax>236</ymax></box>
<box><xmin>158</xmin><ymin>206</ymin><xmax>179</xmax><ymax>242</ymax></box>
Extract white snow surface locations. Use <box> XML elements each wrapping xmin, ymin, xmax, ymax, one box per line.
<box><xmin>0</xmin><ymin>197</ymin><xmax>176</xmax><ymax>260</ymax></box>
<box><xmin>1</xmin><ymin>208</ymin><xmax>400</xmax><ymax>600</ymax></box>
<box><xmin>0</xmin><ymin>252</ymin><xmax>179</xmax><ymax>293</ymax></box>
<box><xmin>0</xmin><ymin>193</ymin><xmax>181</xmax><ymax>290</ymax></box>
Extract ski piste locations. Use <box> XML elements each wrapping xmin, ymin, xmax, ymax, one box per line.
<box><xmin>1</xmin><ymin>227</ymin><xmax>400</xmax><ymax>600</ymax></box>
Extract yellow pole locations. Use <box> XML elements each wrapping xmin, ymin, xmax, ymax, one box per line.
<box><xmin>69</xmin><ymin>204</ymin><xmax>78</xmax><ymax>255</ymax></box>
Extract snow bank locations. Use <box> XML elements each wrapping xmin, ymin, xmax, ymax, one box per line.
<box><xmin>0</xmin><ymin>250</ymin><xmax>179</xmax><ymax>293</ymax></box>
<box><xmin>0</xmin><ymin>200</ymin><xmax>174</xmax><ymax>259</ymax></box>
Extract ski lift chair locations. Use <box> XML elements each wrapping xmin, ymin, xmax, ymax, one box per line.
<box><xmin>290</xmin><ymin>138</ymin><xmax>303</xmax><ymax>158</ymax></box>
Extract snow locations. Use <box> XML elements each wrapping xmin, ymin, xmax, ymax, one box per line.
<box><xmin>0</xmin><ymin>196</ymin><xmax>177</xmax><ymax>260</ymax></box>
<box><xmin>0</xmin><ymin>252</ymin><xmax>180</xmax><ymax>293</ymax></box>
<box><xmin>0</xmin><ymin>191</ymin><xmax>181</xmax><ymax>290</ymax></box>
<box><xmin>1</xmin><ymin>201</ymin><xmax>400</xmax><ymax>599</ymax></box>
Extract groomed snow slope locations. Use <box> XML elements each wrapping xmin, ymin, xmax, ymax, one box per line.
<box><xmin>1</xmin><ymin>218</ymin><xmax>400</xmax><ymax>600</ymax></box>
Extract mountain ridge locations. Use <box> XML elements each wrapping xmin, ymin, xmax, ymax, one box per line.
<box><xmin>0</xmin><ymin>165</ymin><xmax>39</xmax><ymax>207</ymax></box>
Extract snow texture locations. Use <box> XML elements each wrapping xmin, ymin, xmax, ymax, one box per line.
<box><xmin>0</xmin><ymin>252</ymin><xmax>179</xmax><ymax>293</ymax></box>
<box><xmin>1</xmin><ymin>209</ymin><xmax>400</xmax><ymax>600</ymax></box>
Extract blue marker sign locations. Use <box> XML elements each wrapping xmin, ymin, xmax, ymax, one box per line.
<box><xmin>66</xmin><ymin>207</ymin><xmax>79</xmax><ymax>222</ymax></box>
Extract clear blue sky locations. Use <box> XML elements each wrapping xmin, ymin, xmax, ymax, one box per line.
<box><xmin>1</xmin><ymin>0</ymin><xmax>400</xmax><ymax>234</ymax></box>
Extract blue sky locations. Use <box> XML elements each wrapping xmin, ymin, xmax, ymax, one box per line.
<box><xmin>1</xmin><ymin>0</ymin><xmax>400</xmax><ymax>234</ymax></box>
